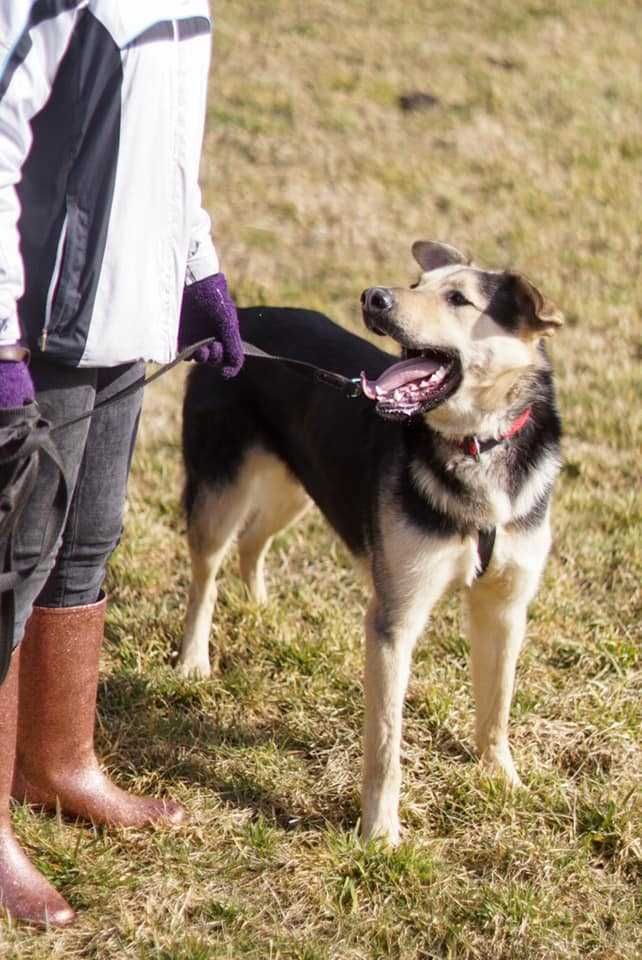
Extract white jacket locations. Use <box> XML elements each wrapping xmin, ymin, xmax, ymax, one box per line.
<box><xmin>0</xmin><ymin>0</ymin><xmax>219</xmax><ymax>366</ymax></box>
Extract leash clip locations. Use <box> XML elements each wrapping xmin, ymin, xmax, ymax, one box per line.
<box><xmin>313</xmin><ymin>370</ymin><xmax>363</xmax><ymax>399</ymax></box>
<box><xmin>346</xmin><ymin>377</ymin><xmax>363</xmax><ymax>399</ymax></box>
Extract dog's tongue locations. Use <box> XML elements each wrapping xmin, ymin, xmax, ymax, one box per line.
<box><xmin>360</xmin><ymin>356</ymin><xmax>444</xmax><ymax>400</ymax></box>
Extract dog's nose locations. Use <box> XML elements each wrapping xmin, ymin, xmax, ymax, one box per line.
<box><xmin>361</xmin><ymin>287</ymin><xmax>394</xmax><ymax>314</ymax></box>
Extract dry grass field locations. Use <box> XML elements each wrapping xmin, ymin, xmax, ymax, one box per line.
<box><xmin>2</xmin><ymin>0</ymin><xmax>641</xmax><ymax>957</ymax></box>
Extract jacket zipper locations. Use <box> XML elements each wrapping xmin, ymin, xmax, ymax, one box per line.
<box><xmin>40</xmin><ymin>212</ymin><xmax>70</xmax><ymax>351</ymax></box>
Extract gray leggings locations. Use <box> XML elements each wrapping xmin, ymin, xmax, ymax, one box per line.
<box><xmin>12</xmin><ymin>356</ymin><xmax>144</xmax><ymax>646</ymax></box>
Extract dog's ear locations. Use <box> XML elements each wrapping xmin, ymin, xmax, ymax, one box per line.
<box><xmin>411</xmin><ymin>240</ymin><xmax>467</xmax><ymax>272</ymax></box>
<box><xmin>506</xmin><ymin>273</ymin><xmax>564</xmax><ymax>338</ymax></box>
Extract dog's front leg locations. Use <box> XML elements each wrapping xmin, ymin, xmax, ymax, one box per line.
<box><xmin>466</xmin><ymin>587</ymin><xmax>527</xmax><ymax>786</ymax></box>
<box><xmin>466</xmin><ymin>534</ymin><xmax>548</xmax><ymax>786</ymax></box>
<box><xmin>361</xmin><ymin>597</ymin><xmax>422</xmax><ymax>845</ymax></box>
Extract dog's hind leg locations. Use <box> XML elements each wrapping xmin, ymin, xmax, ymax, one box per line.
<box><xmin>177</xmin><ymin>476</ymin><xmax>255</xmax><ymax>679</ymax></box>
<box><xmin>238</xmin><ymin>456</ymin><xmax>311</xmax><ymax>603</ymax></box>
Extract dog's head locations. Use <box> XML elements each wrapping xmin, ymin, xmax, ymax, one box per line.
<box><xmin>360</xmin><ymin>240</ymin><xmax>563</xmax><ymax>433</ymax></box>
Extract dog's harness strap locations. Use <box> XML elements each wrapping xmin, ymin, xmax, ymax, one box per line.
<box><xmin>476</xmin><ymin>527</ymin><xmax>496</xmax><ymax>578</ymax></box>
<box><xmin>457</xmin><ymin>408</ymin><xmax>533</xmax><ymax>575</ymax></box>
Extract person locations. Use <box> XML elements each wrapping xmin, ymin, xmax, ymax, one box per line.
<box><xmin>0</xmin><ymin>1</ymin><xmax>243</xmax><ymax>926</ymax></box>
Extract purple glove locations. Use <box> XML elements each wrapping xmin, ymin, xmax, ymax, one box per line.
<box><xmin>178</xmin><ymin>272</ymin><xmax>244</xmax><ymax>378</ymax></box>
<box><xmin>0</xmin><ymin>360</ymin><xmax>35</xmax><ymax>408</ymax></box>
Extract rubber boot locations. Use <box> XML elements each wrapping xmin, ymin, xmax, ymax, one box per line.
<box><xmin>0</xmin><ymin>649</ymin><xmax>75</xmax><ymax>927</ymax></box>
<box><xmin>13</xmin><ymin>596</ymin><xmax>185</xmax><ymax>828</ymax></box>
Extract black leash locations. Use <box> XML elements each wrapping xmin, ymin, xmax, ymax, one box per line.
<box><xmin>52</xmin><ymin>337</ymin><xmax>363</xmax><ymax>435</ymax></box>
<box><xmin>0</xmin><ymin>335</ymin><xmax>365</xmax><ymax>680</ymax></box>
<box><xmin>0</xmin><ymin>405</ymin><xmax>68</xmax><ymax>683</ymax></box>
<box><xmin>242</xmin><ymin>340</ymin><xmax>363</xmax><ymax>397</ymax></box>
<box><xmin>0</xmin><ymin>334</ymin><xmax>499</xmax><ymax>681</ymax></box>
<box><xmin>49</xmin><ymin>338</ymin><xmax>497</xmax><ymax>584</ymax></box>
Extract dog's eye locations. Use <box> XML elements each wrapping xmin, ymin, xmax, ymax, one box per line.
<box><xmin>446</xmin><ymin>290</ymin><xmax>470</xmax><ymax>307</ymax></box>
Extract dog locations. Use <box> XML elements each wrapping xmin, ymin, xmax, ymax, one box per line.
<box><xmin>177</xmin><ymin>240</ymin><xmax>563</xmax><ymax>845</ymax></box>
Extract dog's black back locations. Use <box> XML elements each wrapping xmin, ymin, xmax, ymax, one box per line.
<box><xmin>184</xmin><ymin>307</ymin><xmax>403</xmax><ymax>555</ymax></box>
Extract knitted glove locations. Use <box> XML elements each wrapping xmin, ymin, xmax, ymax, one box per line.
<box><xmin>0</xmin><ymin>361</ymin><xmax>35</xmax><ymax>408</ymax></box>
<box><xmin>178</xmin><ymin>273</ymin><xmax>244</xmax><ymax>378</ymax></box>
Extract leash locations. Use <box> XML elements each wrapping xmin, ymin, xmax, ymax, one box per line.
<box><xmin>48</xmin><ymin>338</ymin><xmax>514</xmax><ymax>588</ymax></box>
<box><xmin>0</xmin><ymin>406</ymin><xmax>68</xmax><ymax>683</ymax></box>
<box><xmin>0</xmin><ymin>335</ymin><xmax>364</xmax><ymax>678</ymax></box>
<box><xmin>52</xmin><ymin>337</ymin><xmax>363</xmax><ymax>435</ymax></box>
<box><xmin>241</xmin><ymin>341</ymin><xmax>363</xmax><ymax>397</ymax></box>
<box><xmin>1</xmin><ymin>333</ymin><xmax>528</xmax><ymax>676</ymax></box>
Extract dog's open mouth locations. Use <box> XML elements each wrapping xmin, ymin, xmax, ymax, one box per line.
<box><xmin>360</xmin><ymin>347</ymin><xmax>461</xmax><ymax>418</ymax></box>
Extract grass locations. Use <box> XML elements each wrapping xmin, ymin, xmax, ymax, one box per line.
<box><xmin>2</xmin><ymin>0</ymin><xmax>641</xmax><ymax>956</ymax></box>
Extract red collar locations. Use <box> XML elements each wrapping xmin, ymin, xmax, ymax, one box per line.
<box><xmin>459</xmin><ymin>407</ymin><xmax>532</xmax><ymax>461</ymax></box>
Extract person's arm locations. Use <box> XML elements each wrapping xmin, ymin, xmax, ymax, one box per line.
<box><xmin>178</xmin><ymin>186</ymin><xmax>243</xmax><ymax>379</ymax></box>
<box><xmin>0</xmin><ymin>0</ymin><xmax>82</xmax><ymax>347</ymax></box>
<box><xmin>174</xmin><ymin>7</ymin><xmax>242</xmax><ymax>378</ymax></box>
<box><xmin>185</xmin><ymin>192</ymin><xmax>220</xmax><ymax>286</ymax></box>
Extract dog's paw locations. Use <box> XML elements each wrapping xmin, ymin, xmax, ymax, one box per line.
<box><xmin>360</xmin><ymin>813</ymin><xmax>401</xmax><ymax>847</ymax></box>
<box><xmin>479</xmin><ymin>747</ymin><xmax>522</xmax><ymax>788</ymax></box>
<box><xmin>241</xmin><ymin>570</ymin><xmax>269</xmax><ymax>605</ymax></box>
<box><xmin>247</xmin><ymin>582</ymin><xmax>269</xmax><ymax>605</ymax></box>
<box><xmin>175</xmin><ymin>658</ymin><xmax>212</xmax><ymax>680</ymax></box>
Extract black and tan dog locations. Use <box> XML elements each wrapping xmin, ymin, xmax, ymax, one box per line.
<box><xmin>177</xmin><ymin>240</ymin><xmax>563</xmax><ymax>844</ymax></box>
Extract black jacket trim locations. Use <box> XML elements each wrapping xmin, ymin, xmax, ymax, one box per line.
<box><xmin>127</xmin><ymin>17</ymin><xmax>211</xmax><ymax>49</ymax></box>
<box><xmin>126</xmin><ymin>22</ymin><xmax>174</xmax><ymax>47</ymax></box>
<box><xmin>17</xmin><ymin>12</ymin><xmax>122</xmax><ymax>363</ymax></box>
<box><xmin>177</xmin><ymin>17</ymin><xmax>211</xmax><ymax>40</ymax></box>
<box><xmin>0</xmin><ymin>0</ymin><xmax>83</xmax><ymax>100</ymax></box>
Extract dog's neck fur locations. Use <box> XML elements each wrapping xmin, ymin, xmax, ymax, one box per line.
<box><xmin>404</xmin><ymin>366</ymin><xmax>561</xmax><ymax>531</ymax></box>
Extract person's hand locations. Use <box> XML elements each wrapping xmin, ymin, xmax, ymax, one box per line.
<box><xmin>178</xmin><ymin>273</ymin><xmax>244</xmax><ymax>378</ymax></box>
<box><xmin>0</xmin><ymin>360</ymin><xmax>35</xmax><ymax>408</ymax></box>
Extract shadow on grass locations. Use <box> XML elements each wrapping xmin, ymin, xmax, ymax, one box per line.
<box><xmin>203</xmin><ymin>772</ymin><xmax>359</xmax><ymax>833</ymax></box>
<box><xmin>425</xmin><ymin>722</ymin><xmax>476</xmax><ymax>765</ymax></box>
<box><xmin>95</xmin><ymin>670</ymin><xmax>360</xmax><ymax>832</ymax></box>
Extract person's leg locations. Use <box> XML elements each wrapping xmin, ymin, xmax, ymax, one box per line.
<box><xmin>35</xmin><ymin>361</ymin><xmax>145</xmax><ymax>609</ymax></box>
<box><xmin>0</xmin><ymin>648</ymin><xmax>75</xmax><ymax>926</ymax></box>
<box><xmin>14</xmin><ymin>362</ymin><xmax>185</xmax><ymax>827</ymax></box>
<box><xmin>0</xmin><ymin>357</ymin><xmax>94</xmax><ymax>926</ymax></box>
<box><xmin>11</xmin><ymin>357</ymin><xmax>97</xmax><ymax>644</ymax></box>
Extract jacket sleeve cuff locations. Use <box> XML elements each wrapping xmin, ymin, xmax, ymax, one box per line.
<box><xmin>0</xmin><ymin>313</ymin><xmax>23</xmax><ymax>347</ymax></box>
<box><xmin>185</xmin><ymin>234</ymin><xmax>220</xmax><ymax>286</ymax></box>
